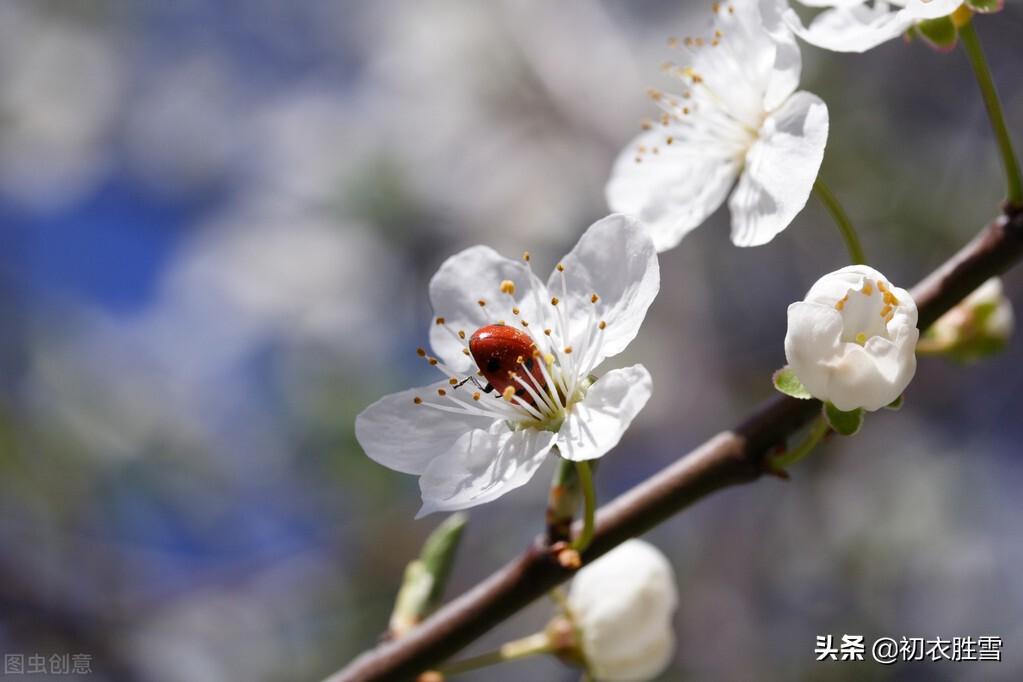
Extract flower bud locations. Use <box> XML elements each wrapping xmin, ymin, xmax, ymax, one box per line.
<box><xmin>567</xmin><ymin>540</ymin><xmax>678</xmax><ymax>681</ymax></box>
<box><xmin>785</xmin><ymin>265</ymin><xmax>919</xmax><ymax>412</ymax></box>
<box><xmin>918</xmin><ymin>277</ymin><xmax>1013</xmax><ymax>363</ymax></box>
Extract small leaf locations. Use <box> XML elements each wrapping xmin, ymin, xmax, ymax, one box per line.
<box><xmin>388</xmin><ymin>513</ymin><xmax>468</xmax><ymax>637</ymax></box>
<box><xmin>885</xmin><ymin>395</ymin><xmax>904</xmax><ymax>411</ymax></box>
<box><xmin>915</xmin><ymin>17</ymin><xmax>959</xmax><ymax>51</ymax></box>
<box><xmin>823</xmin><ymin>402</ymin><xmax>865</xmax><ymax>436</ymax></box>
<box><xmin>773</xmin><ymin>367</ymin><xmax>812</xmax><ymax>400</ymax></box>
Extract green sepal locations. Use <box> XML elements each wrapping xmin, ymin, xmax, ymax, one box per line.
<box><xmin>772</xmin><ymin>367</ymin><xmax>812</xmax><ymax>400</ymax></box>
<box><xmin>823</xmin><ymin>402</ymin><xmax>865</xmax><ymax>437</ymax></box>
<box><xmin>884</xmin><ymin>395</ymin><xmax>904</xmax><ymax>411</ymax></box>
<box><xmin>915</xmin><ymin>16</ymin><xmax>959</xmax><ymax>51</ymax></box>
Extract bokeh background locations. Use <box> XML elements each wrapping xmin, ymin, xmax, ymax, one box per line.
<box><xmin>1</xmin><ymin>1</ymin><xmax>1021</xmax><ymax>680</ymax></box>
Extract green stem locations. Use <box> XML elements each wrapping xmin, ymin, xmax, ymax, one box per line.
<box><xmin>813</xmin><ymin>178</ymin><xmax>867</xmax><ymax>265</ymax></box>
<box><xmin>770</xmin><ymin>416</ymin><xmax>829</xmax><ymax>470</ymax></box>
<box><xmin>959</xmin><ymin>18</ymin><xmax>1023</xmax><ymax>205</ymax></box>
<box><xmin>570</xmin><ymin>461</ymin><xmax>596</xmax><ymax>553</ymax></box>
<box><xmin>546</xmin><ymin>455</ymin><xmax>581</xmax><ymax>545</ymax></box>
<box><xmin>438</xmin><ymin>632</ymin><xmax>553</xmax><ymax>676</ymax></box>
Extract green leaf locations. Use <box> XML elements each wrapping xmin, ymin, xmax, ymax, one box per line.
<box><xmin>885</xmin><ymin>395</ymin><xmax>904</xmax><ymax>411</ymax></box>
<box><xmin>823</xmin><ymin>402</ymin><xmax>865</xmax><ymax>436</ymax></box>
<box><xmin>773</xmin><ymin>367</ymin><xmax>812</xmax><ymax>400</ymax></box>
<box><xmin>967</xmin><ymin>0</ymin><xmax>1004</xmax><ymax>14</ymax></box>
<box><xmin>915</xmin><ymin>17</ymin><xmax>959</xmax><ymax>51</ymax></box>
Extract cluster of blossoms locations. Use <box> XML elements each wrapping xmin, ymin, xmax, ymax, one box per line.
<box><xmin>355</xmin><ymin>0</ymin><xmax>1013</xmax><ymax>679</ymax></box>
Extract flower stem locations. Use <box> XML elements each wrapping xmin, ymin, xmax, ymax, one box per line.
<box><xmin>813</xmin><ymin>178</ymin><xmax>867</xmax><ymax>265</ymax></box>
<box><xmin>958</xmin><ymin>17</ymin><xmax>1023</xmax><ymax>206</ymax></box>
<box><xmin>546</xmin><ymin>456</ymin><xmax>581</xmax><ymax>545</ymax></box>
<box><xmin>438</xmin><ymin>632</ymin><xmax>553</xmax><ymax>676</ymax></box>
<box><xmin>770</xmin><ymin>416</ymin><xmax>829</xmax><ymax>470</ymax></box>
<box><xmin>570</xmin><ymin>461</ymin><xmax>596</xmax><ymax>553</ymax></box>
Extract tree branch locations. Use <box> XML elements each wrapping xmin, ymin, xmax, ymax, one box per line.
<box><xmin>328</xmin><ymin>205</ymin><xmax>1023</xmax><ymax>682</ymax></box>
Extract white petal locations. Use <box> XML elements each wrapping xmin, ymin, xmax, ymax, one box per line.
<box><xmin>783</xmin><ymin>3</ymin><xmax>914</xmax><ymax>53</ymax></box>
<box><xmin>796</xmin><ymin>0</ymin><xmax>870</xmax><ymax>7</ymax></box>
<box><xmin>606</xmin><ymin>129</ymin><xmax>739</xmax><ymax>252</ymax></box>
<box><xmin>428</xmin><ymin>245</ymin><xmax>547</xmax><ymax>373</ymax></box>
<box><xmin>728</xmin><ymin>91</ymin><xmax>828</xmax><ymax>247</ymax></box>
<box><xmin>759</xmin><ymin>0</ymin><xmax>804</xmax><ymax>111</ymax></box>
<box><xmin>785</xmin><ymin>301</ymin><xmax>845</xmax><ymax>400</ymax></box>
<box><xmin>355</xmin><ymin>380</ymin><xmax>495</xmax><ymax>475</ymax></box>
<box><xmin>550</xmin><ymin>216</ymin><xmax>660</xmax><ymax>373</ymax></box>
<box><xmin>416</xmin><ymin>425</ymin><xmax>557</xmax><ymax>517</ymax></box>
<box><xmin>902</xmin><ymin>0</ymin><xmax>962</xmax><ymax>20</ymax></box>
<box><xmin>557</xmin><ymin>365</ymin><xmax>652</xmax><ymax>462</ymax></box>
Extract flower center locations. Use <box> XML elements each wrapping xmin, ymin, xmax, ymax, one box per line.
<box><xmin>632</xmin><ymin>3</ymin><xmax>767</xmax><ymax>165</ymax></box>
<box><xmin>834</xmin><ymin>278</ymin><xmax>900</xmax><ymax>345</ymax></box>
<box><xmin>411</xmin><ymin>254</ymin><xmax>608</xmax><ymax>433</ymax></box>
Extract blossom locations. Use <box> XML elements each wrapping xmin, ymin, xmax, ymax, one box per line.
<box><xmin>785</xmin><ymin>265</ymin><xmax>919</xmax><ymax>411</ymax></box>
<box><xmin>567</xmin><ymin>539</ymin><xmax>678</xmax><ymax>681</ymax></box>
<box><xmin>918</xmin><ymin>277</ymin><xmax>1013</xmax><ymax>362</ymax></box>
<box><xmin>780</xmin><ymin>0</ymin><xmax>969</xmax><ymax>53</ymax></box>
<box><xmin>355</xmin><ymin>215</ymin><xmax>658</xmax><ymax>517</ymax></box>
<box><xmin>606</xmin><ymin>0</ymin><xmax>828</xmax><ymax>251</ymax></box>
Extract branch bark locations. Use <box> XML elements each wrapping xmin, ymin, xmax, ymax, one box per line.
<box><xmin>328</xmin><ymin>205</ymin><xmax>1023</xmax><ymax>682</ymax></box>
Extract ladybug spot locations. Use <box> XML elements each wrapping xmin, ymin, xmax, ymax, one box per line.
<box><xmin>524</xmin><ymin>358</ymin><xmax>535</xmax><ymax>371</ymax></box>
<box><xmin>486</xmin><ymin>357</ymin><xmax>501</xmax><ymax>373</ymax></box>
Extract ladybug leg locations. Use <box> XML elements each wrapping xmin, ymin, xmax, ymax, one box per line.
<box><xmin>482</xmin><ymin>382</ymin><xmax>494</xmax><ymax>394</ymax></box>
<box><xmin>451</xmin><ymin>376</ymin><xmax>475</xmax><ymax>390</ymax></box>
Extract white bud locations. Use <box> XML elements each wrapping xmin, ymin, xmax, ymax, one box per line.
<box><xmin>568</xmin><ymin>540</ymin><xmax>678</xmax><ymax>681</ymax></box>
<box><xmin>784</xmin><ymin>265</ymin><xmax>919</xmax><ymax>412</ymax></box>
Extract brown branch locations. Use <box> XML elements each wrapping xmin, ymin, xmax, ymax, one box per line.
<box><xmin>328</xmin><ymin>206</ymin><xmax>1023</xmax><ymax>682</ymax></box>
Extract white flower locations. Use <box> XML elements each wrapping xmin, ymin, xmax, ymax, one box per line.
<box><xmin>781</xmin><ymin>0</ymin><xmax>965</xmax><ymax>53</ymax></box>
<box><xmin>355</xmin><ymin>215</ymin><xmax>658</xmax><ymax>517</ymax></box>
<box><xmin>785</xmin><ymin>265</ymin><xmax>919</xmax><ymax>411</ymax></box>
<box><xmin>606</xmin><ymin>0</ymin><xmax>828</xmax><ymax>251</ymax></box>
<box><xmin>919</xmin><ymin>277</ymin><xmax>1014</xmax><ymax>361</ymax></box>
<box><xmin>568</xmin><ymin>539</ymin><xmax>678</xmax><ymax>682</ymax></box>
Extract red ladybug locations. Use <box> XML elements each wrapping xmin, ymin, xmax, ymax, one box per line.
<box><xmin>469</xmin><ymin>324</ymin><xmax>547</xmax><ymax>404</ymax></box>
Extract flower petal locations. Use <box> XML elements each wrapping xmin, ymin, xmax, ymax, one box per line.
<box><xmin>783</xmin><ymin>2</ymin><xmax>914</xmax><ymax>53</ymax></box>
<box><xmin>784</xmin><ymin>300</ymin><xmax>845</xmax><ymax>401</ymax></box>
<box><xmin>355</xmin><ymin>380</ymin><xmax>496</xmax><ymax>475</ymax></box>
<box><xmin>759</xmin><ymin>0</ymin><xmax>804</xmax><ymax>111</ymax></box>
<box><xmin>606</xmin><ymin>131</ymin><xmax>740</xmax><ymax>252</ymax></box>
<box><xmin>902</xmin><ymin>0</ymin><xmax>963</xmax><ymax>20</ymax></box>
<box><xmin>728</xmin><ymin>90</ymin><xmax>828</xmax><ymax>247</ymax></box>
<box><xmin>428</xmin><ymin>245</ymin><xmax>547</xmax><ymax>373</ymax></box>
<box><xmin>416</xmin><ymin>425</ymin><xmax>557</xmax><ymax>516</ymax></box>
<box><xmin>557</xmin><ymin>364</ymin><xmax>652</xmax><ymax>462</ymax></box>
<box><xmin>549</xmin><ymin>216</ymin><xmax>660</xmax><ymax>373</ymax></box>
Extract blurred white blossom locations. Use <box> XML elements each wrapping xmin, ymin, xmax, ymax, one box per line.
<box><xmin>607</xmin><ymin>0</ymin><xmax>828</xmax><ymax>251</ymax></box>
<box><xmin>781</xmin><ymin>0</ymin><xmax>965</xmax><ymax>52</ymax></box>
<box><xmin>568</xmin><ymin>539</ymin><xmax>678</xmax><ymax>681</ymax></box>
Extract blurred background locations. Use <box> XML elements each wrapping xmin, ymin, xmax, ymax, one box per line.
<box><xmin>0</xmin><ymin>1</ymin><xmax>1021</xmax><ymax>680</ymax></box>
